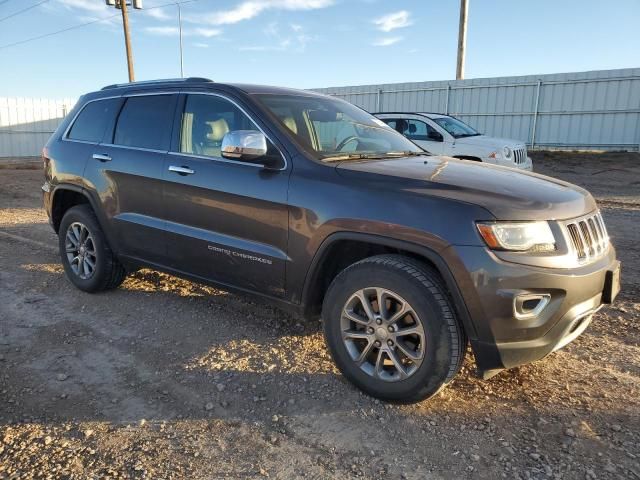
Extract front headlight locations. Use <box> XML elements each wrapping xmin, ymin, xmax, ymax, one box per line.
<box><xmin>503</xmin><ymin>146</ymin><xmax>512</xmax><ymax>158</ymax></box>
<box><xmin>477</xmin><ymin>221</ymin><xmax>556</xmax><ymax>252</ymax></box>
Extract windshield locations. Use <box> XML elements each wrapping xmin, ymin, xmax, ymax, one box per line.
<box><xmin>432</xmin><ymin>116</ymin><xmax>480</xmax><ymax>138</ymax></box>
<box><xmin>254</xmin><ymin>94</ymin><xmax>424</xmax><ymax>161</ymax></box>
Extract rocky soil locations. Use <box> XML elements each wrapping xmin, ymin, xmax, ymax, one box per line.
<box><xmin>0</xmin><ymin>152</ymin><xmax>638</xmax><ymax>479</ymax></box>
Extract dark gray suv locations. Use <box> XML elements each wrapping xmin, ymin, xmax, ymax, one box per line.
<box><xmin>42</xmin><ymin>78</ymin><xmax>621</xmax><ymax>402</ymax></box>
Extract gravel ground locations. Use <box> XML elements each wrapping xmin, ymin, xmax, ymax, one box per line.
<box><xmin>0</xmin><ymin>152</ymin><xmax>639</xmax><ymax>479</ymax></box>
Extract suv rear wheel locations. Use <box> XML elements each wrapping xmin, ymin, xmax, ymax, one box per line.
<box><xmin>322</xmin><ymin>254</ymin><xmax>465</xmax><ymax>402</ymax></box>
<box><xmin>58</xmin><ymin>205</ymin><xmax>126</xmax><ymax>292</ymax></box>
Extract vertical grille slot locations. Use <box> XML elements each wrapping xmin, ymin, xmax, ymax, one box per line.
<box><xmin>564</xmin><ymin>211</ymin><xmax>609</xmax><ymax>263</ymax></box>
<box><xmin>587</xmin><ymin>218</ymin><xmax>600</xmax><ymax>253</ymax></box>
<box><xmin>567</xmin><ymin>223</ymin><xmax>586</xmax><ymax>259</ymax></box>
<box><xmin>579</xmin><ymin>221</ymin><xmax>595</xmax><ymax>257</ymax></box>
<box><xmin>512</xmin><ymin>148</ymin><xmax>525</xmax><ymax>164</ymax></box>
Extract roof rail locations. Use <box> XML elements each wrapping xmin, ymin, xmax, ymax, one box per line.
<box><xmin>101</xmin><ymin>77</ymin><xmax>213</xmax><ymax>90</ymax></box>
<box><xmin>372</xmin><ymin>111</ymin><xmax>445</xmax><ymax>116</ymax></box>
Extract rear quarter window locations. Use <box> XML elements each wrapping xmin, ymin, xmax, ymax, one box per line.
<box><xmin>113</xmin><ymin>95</ymin><xmax>177</xmax><ymax>150</ymax></box>
<box><xmin>67</xmin><ymin>98</ymin><xmax>120</xmax><ymax>143</ymax></box>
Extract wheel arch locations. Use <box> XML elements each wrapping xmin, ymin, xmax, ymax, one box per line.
<box><xmin>50</xmin><ymin>185</ymin><xmax>120</xmax><ymax>256</ymax></box>
<box><xmin>51</xmin><ymin>184</ymin><xmax>92</xmax><ymax>233</ymax></box>
<box><xmin>300</xmin><ymin>232</ymin><xmax>477</xmax><ymax>341</ymax></box>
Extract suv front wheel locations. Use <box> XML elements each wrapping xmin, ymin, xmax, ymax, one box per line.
<box><xmin>322</xmin><ymin>254</ymin><xmax>465</xmax><ymax>403</ymax></box>
<box><xmin>58</xmin><ymin>205</ymin><xmax>126</xmax><ymax>292</ymax></box>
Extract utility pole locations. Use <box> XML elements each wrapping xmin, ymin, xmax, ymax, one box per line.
<box><xmin>106</xmin><ymin>0</ymin><xmax>143</xmax><ymax>82</ymax></box>
<box><xmin>120</xmin><ymin>0</ymin><xmax>134</xmax><ymax>81</ymax></box>
<box><xmin>177</xmin><ymin>2</ymin><xmax>184</xmax><ymax>78</ymax></box>
<box><xmin>456</xmin><ymin>0</ymin><xmax>468</xmax><ymax>80</ymax></box>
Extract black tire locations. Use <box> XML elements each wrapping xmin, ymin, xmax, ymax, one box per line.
<box><xmin>58</xmin><ymin>205</ymin><xmax>126</xmax><ymax>293</ymax></box>
<box><xmin>322</xmin><ymin>254</ymin><xmax>465</xmax><ymax>403</ymax></box>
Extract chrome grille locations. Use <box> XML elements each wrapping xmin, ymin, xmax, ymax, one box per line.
<box><xmin>513</xmin><ymin>147</ymin><xmax>526</xmax><ymax>165</ymax></box>
<box><xmin>564</xmin><ymin>211</ymin><xmax>609</xmax><ymax>263</ymax></box>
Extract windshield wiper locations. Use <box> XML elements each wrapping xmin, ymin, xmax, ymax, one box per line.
<box><xmin>384</xmin><ymin>151</ymin><xmax>430</xmax><ymax>157</ymax></box>
<box><xmin>321</xmin><ymin>153</ymin><xmax>386</xmax><ymax>162</ymax></box>
<box><xmin>322</xmin><ymin>151</ymin><xmax>429</xmax><ymax>163</ymax></box>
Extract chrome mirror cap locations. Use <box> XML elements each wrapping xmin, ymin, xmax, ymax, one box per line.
<box><xmin>221</xmin><ymin>130</ymin><xmax>268</xmax><ymax>161</ymax></box>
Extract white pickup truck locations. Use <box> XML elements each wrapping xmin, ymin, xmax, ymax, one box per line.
<box><xmin>375</xmin><ymin>112</ymin><xmax>533</xmax><ymax>171</ymax></box>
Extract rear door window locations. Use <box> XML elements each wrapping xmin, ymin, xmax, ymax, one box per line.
<box><xmin>67</xmin><ymin>98</ymin><xmax>120</xmax><ymax>143</ymax></box>
<box><xmin>113</xmin><ymin>95</ymin><xmax>177</xmax><ymax>150</ymax></box>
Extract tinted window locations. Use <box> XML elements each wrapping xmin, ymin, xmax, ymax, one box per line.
<box><xmin>384</xmin><ymin>118</ymin><xmax>438</xmax><ymax>141</ymax></box>
<box><xmin>114</xmin><ymin>95</ymin><xmax>176</xmax><ymax>150</ymax></box>
<box><xmin>179</xmin><ymin>94</ymin><xmax>258</xmax><ymax>158</ymax></box>
<box><xmin>67</xmin><ymin>98</ymin><xmax>119</xmax><ymax>143</ymax></box>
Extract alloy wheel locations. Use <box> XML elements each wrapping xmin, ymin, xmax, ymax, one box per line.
<box><xmin>65</xmin><ymin>222</ymin><xmax>97</xmax><ymax>280</ymax></box>
<box><xmin>340</xmin><ymin>287</ymin><xmax>426</xmax><ymax>382</ymax></box>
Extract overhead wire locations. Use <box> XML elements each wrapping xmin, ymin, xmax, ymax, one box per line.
<box><xmin>0</xmin><ymin>0</ymin><xmax>202</xmax><ymax>51</ymax></box>
<box><xmin>0</xmin><ymin>0</ymin><xmax>51</xmax><ymax>23</ymax></box>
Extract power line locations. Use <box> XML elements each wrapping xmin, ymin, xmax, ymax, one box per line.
<box><xmin>0</xmin><ymin>0</ymin><xmax>50</xmax><ymax>23</ymax></box>
<box><xmin>0</xmin><ymin>13</ymin><xmax>121</xmax><ymax>50</ymax></box>
<box><xmin>0</xmin><ymin>0</ymin><xmax>201</xmax><ymax>51</ymax></box>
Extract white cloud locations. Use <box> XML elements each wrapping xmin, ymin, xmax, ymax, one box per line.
<box><xmin>144</xmin><ymin>8</ymin><xmax>172</xmax><ymax>21</ymax></box>
<box><xmin>145</xmin><ymin>26</ymin><xmax>180</xmax><ymax>36</ymax></box>
<box><xmin>373</xmin><ymin>10</ymin><xmax>412</xmax><ymax>32</ymax></box>
<box><xmin>145</xmin><ymin>26</ymin><xmax>222</xmax><ymax>38</ymax></box>
<box><xmin>56</xmin><ymin>0</ymin><xmax>109</xmax><ymax>14</ymax></box>
<box><xmin>239</xmin><ymin>45</ymin><xmax>270</xmax><ymax>51</ymax></box>
<box><xmin>239</xmin><ymin>23</ymin><xmax>313</xmax><ymax>52</ymax></box>
<box><xmin>372</xmin><ymin>36</ymin><xmax>402</xmax><ymax>46</ymax></box>
<box><xmin>193</xmin><ymin>0</ymin><xmax>334</xmax><ymax>26</ymax></box>
<box><xmin>193</xmin><ymin>42</ymin><xmax>209</xmax><ymax>48</ymax></box>
<box><xmin>264</xmin><ymin>22</ymin><xmax>280</xmax><ymax>36</ymax></box>
<box><xmin>191</xmin><ymin>28</ymin><xmax>222</xmax><ymax>37</ymax></box>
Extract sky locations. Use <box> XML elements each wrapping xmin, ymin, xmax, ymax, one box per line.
<box><xmin>0</xmin><ymin>0</ymin><xmax>639</xmax><ymax>99</ymax></box>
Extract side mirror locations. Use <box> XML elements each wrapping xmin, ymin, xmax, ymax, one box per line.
<box><xmin>221</xmin><ymin>130</ymin><xmax>268</xmax><ymax>162</ymax></box>
<box><xmin>428</xmin><ymin>131</ymin><xmax>444</xmax><ymax>142</ymax></box>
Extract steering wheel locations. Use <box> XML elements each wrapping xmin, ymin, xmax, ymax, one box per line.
<box><xmin>335</xmin><ymin>135</ymin><xmax>359</xmax><ymax>152</ymax></box>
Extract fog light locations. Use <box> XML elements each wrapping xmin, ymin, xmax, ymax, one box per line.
<box><xmin>514</xmin><ymin>294</ymin><xmax>550</xmax><ymax>320</ymax></box>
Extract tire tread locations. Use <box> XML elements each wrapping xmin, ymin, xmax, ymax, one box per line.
<box><xmin>59</xmin><ymin>205</ymin><xmax>126</xmax><ymax>292</ymax></box>
<box><xmin>347</xmin><ymin>255</ymin><xmax>465</xmax><ymax>384</ymax></box>
<box><xmin>323</xmin><ymin>254</ymin><xmax>466</xmax><ymax>402</ymax></box>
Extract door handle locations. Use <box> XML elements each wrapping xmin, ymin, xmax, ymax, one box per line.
<box><xmin>168</xmin><ymin>165</ymin><xmax>195</xmax><ymax>175</ymax></box>
<box><xmin>92</xmin><ymin>153</ymin><xmax>112</xmax><ymax>162</ymax></box>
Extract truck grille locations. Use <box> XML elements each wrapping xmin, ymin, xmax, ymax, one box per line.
<box><xmin>513</xmin><ymin>147</ymin><xmax>527</xmax><ymax>165</ymax></box>
<box><xmin>564</xmin><ymin>211</ymin><xmax>609</xmax><ymax>263</ymax></box>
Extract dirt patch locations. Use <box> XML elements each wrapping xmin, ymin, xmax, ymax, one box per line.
<box><xmin>1</xmin><ymin>153</ymin><xmax>639</xmax><ymax>479</ymax></box>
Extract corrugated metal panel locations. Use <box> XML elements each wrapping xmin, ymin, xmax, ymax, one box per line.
<box><xmin>0</xmin><ymin>97</ymin><xmax>76</xmax><ymax>158</ymax></box>
<box><xmin>314</xmin><ymin>68</ymin><xmax>640</xmax><ymax>151</ymax></box>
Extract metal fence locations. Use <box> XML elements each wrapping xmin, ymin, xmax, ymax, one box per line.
<box><xmin>0</xmin><ymin>97</ymin><xmax>76</xmax><ymax>158</ymax></box>
<box><xmin>1</xmin><ymin>68</ymin><xmax>639</xmax><ymax>157</ymax></box>
<box><xmin>313</xmin><ymin>68</ymin><xmax>640</xmax><ymax>152</ymax></box>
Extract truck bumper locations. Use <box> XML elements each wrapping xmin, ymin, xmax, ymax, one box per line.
<box><xmin>445</xmin><ymin>245</ymin><xmax>620</xmax><ymax>374</ymax></box>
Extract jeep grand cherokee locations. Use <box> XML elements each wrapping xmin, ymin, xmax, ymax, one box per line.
<box><xmin>42</xmin><ymin>78</ymin><xmax>621</xmax><ymax>402</ymax></box>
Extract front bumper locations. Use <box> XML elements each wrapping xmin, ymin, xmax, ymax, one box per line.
<box><xmin>445</xmin><ymin>244</ymin><xmax>619</xmax><ymax>374</ymax></box>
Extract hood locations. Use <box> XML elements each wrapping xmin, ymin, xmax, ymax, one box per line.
<box><xmin>336</xmin><ymin>156</ymin><xmax>596</xmax><ymax>221</ymax></box>
<box><xmin>454</xmin><ymin>135</ymin><xmax>525</xmax><ymax>148</ymax></box>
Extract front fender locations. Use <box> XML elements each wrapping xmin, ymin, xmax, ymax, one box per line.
<box><xmin>299</xmin><ymin>230</ymin><xmax>479</xmax><ymax>341</ymax></box>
